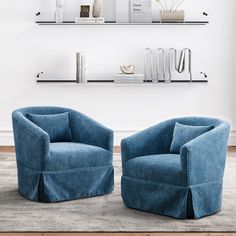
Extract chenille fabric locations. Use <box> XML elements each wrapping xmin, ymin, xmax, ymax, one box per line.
<box><xmin>12</xmin><ymin>106</ymin><xmax>114</xmax><ymax>202</ymax></box>
<box><xmin>121</xmin><ymin>117</ymin><xmax>230</xmax><ymax>219</ymax></box>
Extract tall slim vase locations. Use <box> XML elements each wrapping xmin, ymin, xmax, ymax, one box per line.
<box><xmin>92</xmin><ymin>0</ymin><xmax>101</xmax><ymax>18</ymax></box>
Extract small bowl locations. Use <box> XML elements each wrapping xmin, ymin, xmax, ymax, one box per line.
<box><xmin>120</xmin><ymin>65</ymin><xmax>136</xmax><ymax>74</ymax></box>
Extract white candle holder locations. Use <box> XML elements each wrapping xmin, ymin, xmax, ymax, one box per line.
<box><xmin>55</xmin><ymin>0</ymin><xmax>64</xmax><ymax>23</ymax></box>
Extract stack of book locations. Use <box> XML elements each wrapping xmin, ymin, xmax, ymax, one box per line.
<box><xmin>113</xmin><ymin>73</ymin><xmax>144</xmax><ymax>84</ymax></box>
<box><xmin>75</xmin><ymin>17</ymin><xmax>105</xmax><ymax>24</ymax></box>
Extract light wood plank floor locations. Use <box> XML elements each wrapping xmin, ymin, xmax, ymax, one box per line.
<box><xmin>0</xmin><ymin>233</ymin><xmax>236</xmax><ymax>236</ymax></box>
<box><xmin>1</xmin><ymin>146</ymin><xmax>235</xmax><ymax>154</ymax></box>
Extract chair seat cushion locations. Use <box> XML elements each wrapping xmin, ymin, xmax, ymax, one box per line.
<box><xmin>123</xmin><ymin>154</ymin><xmax>187</xmax><ymax>186</ymax></box>
<box><xmin>46</xmin><ymin>142</ymin><xmax>112</xmax><ymax>171</ymax></box>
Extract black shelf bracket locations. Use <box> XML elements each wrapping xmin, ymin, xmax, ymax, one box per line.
<box><xmin>200</xmin><ymin>72</ymin><xmax>208</xmax><ymax>78</ymax></box>
<box><xmin>36</xmin><ymin>72</ymin><xmax>44</xmax><ymax>78</ymax></box>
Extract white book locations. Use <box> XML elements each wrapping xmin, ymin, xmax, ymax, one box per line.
<box><xmin>75</xmin><ymin>17</ymin><xmax>104</xmax><ymax>24</ymax></box>
<box><xmin>130</xmin><ymin>0</ymin><xmax>152</xmax><ymax>23</ymax></box>
<box><xmin>114</xmin><ymin>73</ymin><xmax>144</xmax><ymax>78</ymax></box>
<box><xmin>116</xmin><ymin>0</ymin><xmax>130</xmax><ymax>23</ymax></box>
<box><xmin>75</xmin><ymin>17</ymin><xmax>96</xmax><ymax>23</ymax></box>
<box><xmin>96</xmin><ymin>18</ymin><xmax>105</xmax><ymax>23</ymax></box>
<box><xmin>114</xmin><ymin>78</ymin><xmax>144</xmax><ymax>84</ymax></box>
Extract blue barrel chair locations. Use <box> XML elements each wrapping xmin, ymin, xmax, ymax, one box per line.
<box><xmin>12</xmin><ymin>106</ymin><xmax>114</xmax><ymax>202</ymax></box>
<box><xmin>121</xmin><ymin>117</ymin><xmax>230</xmax><ymax>219</ymax></box>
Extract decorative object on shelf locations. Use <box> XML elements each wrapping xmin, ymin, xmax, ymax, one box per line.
<box><xmin>156</xmin><ymin>48</ymin><xmax>165</xmax><ymax>82</ymax></box>
<box><xmin>76</xmin><ymin>52</ymin><xmax>87</xmax><ymax>83</ymax></box>
<box><xmin>156</xmin><ymin>0</ymin><xmax>185</xmax><ymax>11</ymax></box>
<box><xmin>120</xmin><ymin>65</ymin><xmax>136</xmax><ymax>74</ymax></box>
<box><xmin>160</xmin><ymin>10</ymin><xmax>184</xmax><ymax>22</ymax></box>
<box><xmin>113</xmin><ymin>73</ymin><xmax>144</xmax><ymax>83</ymax></box>
<box><xmin>156</xmin><ymin>0</ymin><xmax>185</xmax><ymax>22</ymax></box>
<box><xmin>92</xmin><ymin>0</ymin><xmax>101</xmax><ymax>18</ymax></box>
<box><xmin>103</xmin><ymin>0</ymin><xmax>116</xmax><ymax>22</ymax></box>
<box><xmin>144</xmin><ymin>47</ymin><xmax>192</xmax><ymax>83</ymax></box>
<box><xmin>75</xmin><ymin>17</ymin><xmax>104</xmax><ymax>24</ymax></box>
<box><xmin>80</xmin><ymin>5</ymin><xmax>90</xmax><ymax>18</ymax></box>
<box><xmin>144</xmin><ymin>48</ymin><xmax>153</xmax><ymax>82</ymax></box>
<box><xmin>96</xmin><ymin>18</ymin><xmax>105</xmax><ymax>23</ymax></box>
<box><xmin>81</xmin><ymin>55</ymin><xmax>87</xmax><ymax>83</ymax></box>
<box><xmin>130</xmin><ymin>0</ymin><xmax>152</xmax><ymax>23</ymax></box>
<box><xmin>55</xmin><ymin>0</ymin><xmax>64</xmax><ymax>23</ymax></box>
<box><xmin>116</xmin><ymin>0</ymin><xmax>130</xmax><ymax>23</ymax></box>
<box><xmin>75</xmin><ymin>17</ymin><xmax>96</xmax><ymax>23</ymax></box>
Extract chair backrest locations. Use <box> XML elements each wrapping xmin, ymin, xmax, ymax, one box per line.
<box><xmin>145</xmin><ymin>117</ymin><xmax>229</xmax><ymax>155</ymax></box>
<box><xmin>14</xmin><ymin>106</ymin><xmax>71</xmax><ymax>117</ymax></box>
<box><xmin>168</xmin><ymin>117</ymin><xmax>224</xmax><ymax>128</ymax></box>
<box><xmin>159</xmin><ymin>117</ymin><xmax>227</xmax><ymax>143</ymax></box>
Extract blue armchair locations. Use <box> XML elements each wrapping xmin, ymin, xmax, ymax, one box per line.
<box><xmin>12</xmin><ymin>106</ymin><xmax>114</xmax><ymax>202</ymax></box>
<box><xmin>121</xmin><ymin>117</ymin><xmax>230</xmax><ymax>219</ymax></box>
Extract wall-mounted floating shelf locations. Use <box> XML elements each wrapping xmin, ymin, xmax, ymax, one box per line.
<box><xmin>35</xmin><ymin>21</ymin><xmax>209</xmax><ymax>26</ymax></box>
<box><xmin>36</xmin><ymin>72</ymin><xmax>208</xmax><ymax>85</ymax></box>
<box><xmin>35</xmin><ymin>11</ymin><xmax>209</xmax><ymax>26</ymax></box>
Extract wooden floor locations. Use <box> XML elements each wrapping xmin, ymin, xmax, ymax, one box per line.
<box><xmin>0</xmin><ymin>233</ymin><xmax>235</xmax><ymax>236</ymax></box>
<box><xmin>0</xmin><ymin>146</ymin><xmax>235</xmax><ymax>235</ymax></box>
<box><xmin>0</xmin><ymin>146</ymin><xmax>15</xmax><ymax>153</ymax></box>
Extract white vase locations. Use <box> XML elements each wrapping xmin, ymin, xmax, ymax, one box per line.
<box><xmin>92</xmin><ymin>0</ymin><xmax>101</xmax><ymax>18</ymax></box>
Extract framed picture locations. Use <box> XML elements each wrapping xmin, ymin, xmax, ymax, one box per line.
<box><xmin>80</xmin><ymin>5</ymin><xmax>90</xmax><ymax>18</ymax></box>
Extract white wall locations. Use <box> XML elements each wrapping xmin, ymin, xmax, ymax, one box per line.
<box><xmin>0</xmin><ymin>0</ymin><xmax>236</xmax><ymax>146</ymax></box>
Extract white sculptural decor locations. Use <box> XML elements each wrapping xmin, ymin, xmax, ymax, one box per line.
<box><xmin>93</xmin><ymin>0</ymin><xmax>101</xmax><ymax>18</ymax></box>
<box><xmin>156</xmin><ymin>0</ymin><xmax>185</xmax><ymax>22</ymax></box>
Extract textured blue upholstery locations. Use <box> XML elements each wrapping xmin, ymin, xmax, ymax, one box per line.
<box><xmin>121</xmin><ymin>117</ymin><xmax>230</xmax><ymax>219</ymax></box>
<box><xmin>12</xmin><ymin>106</ymin><xmax>114</xmax><ymax>203</ymax></box>
<box><xmin>48</xmin><ymin>143</ymin><xmax>112</xmax><ymax>171</ymax></box>
<box><xmin>123</xmin><ymin>154</ymin><xmax>186</xmax><ymax>185</ymax></box>
<box><xmin>26</xmin><ymin>112</ymin><xmax>72</xmax><ymax>143</ymax></box>
<box><xmin>170</xmin><ymin>122</ymin><xmax>213</xmax><ymax>153</ymax></box>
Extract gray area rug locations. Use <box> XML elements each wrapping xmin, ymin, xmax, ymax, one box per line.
<box><xmin>0</xmin><ymin>152</ymin><xmax>236</xmax><ymax>232</ymax></box>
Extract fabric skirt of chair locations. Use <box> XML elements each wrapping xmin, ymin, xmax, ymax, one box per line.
<box><xmin>121</xmin><ymin>176</ymin><xmax>223</xmax><ymax>219</ymax></box>
<box><xmin>17</xmin><ymin>163</ymin><xmax>114</xmax><ymax>202</ymax></box>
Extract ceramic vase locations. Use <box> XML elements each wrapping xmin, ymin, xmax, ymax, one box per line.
<box><xmin>92</xmin><ymin>0</ymin><xmax>101</xmax><ymax>18</ymax></box>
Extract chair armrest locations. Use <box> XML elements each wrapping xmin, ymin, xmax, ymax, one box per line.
<box><xmin>121</xmin><ymin>120</ymin><xmax>174</xmax><ymax>166</ymax></box>
<box><xmin>69</xmin><ymin>111</ymin><xmax>113</xmax><ymax>152</ymax></box>
<box><xmin>12</xmin><ymin>112</ymin><xmax>50</xmax><ymax>170</ymax></box>
<box><xmin>180</xmin><ymin>122</ymin><xmax>230</xmax><ymax>185</ymax></box>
